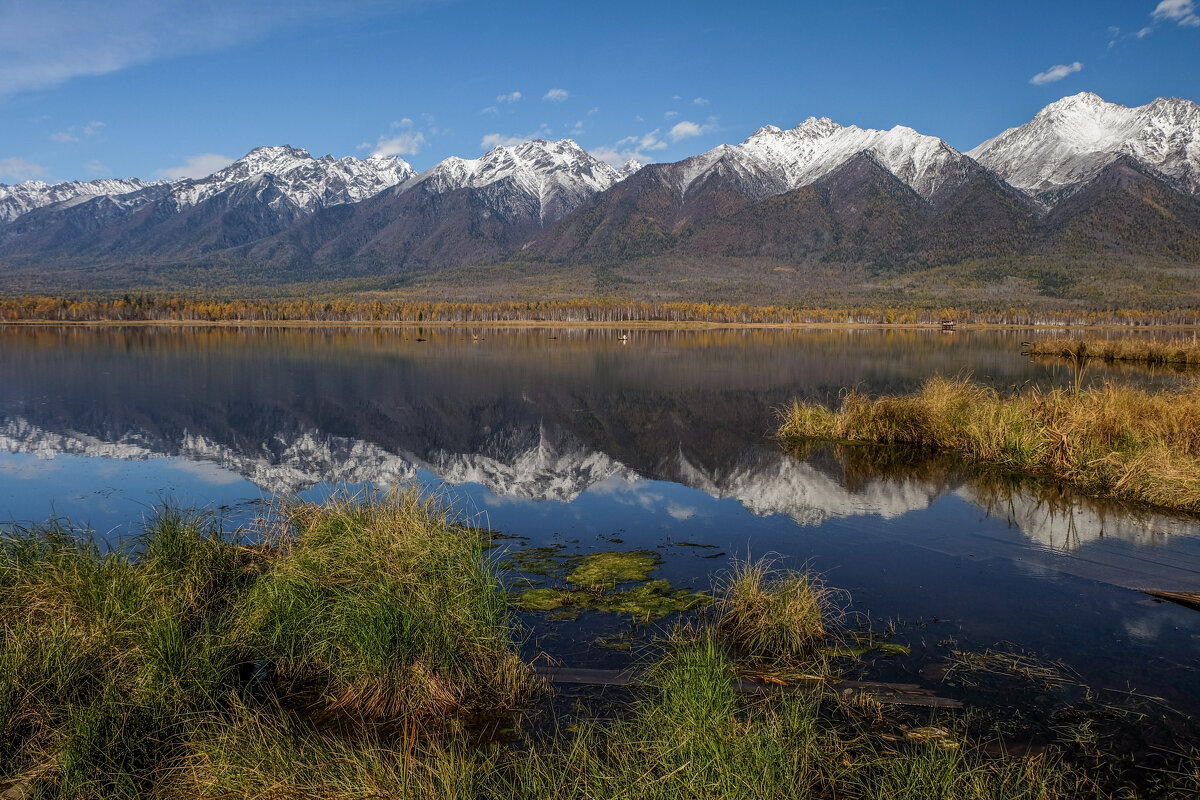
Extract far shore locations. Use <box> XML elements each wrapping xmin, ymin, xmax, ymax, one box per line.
<box><xmin>6</xmin><ymin>318</ymin><xmax>1200</xmax><ymax>332</ymax></box>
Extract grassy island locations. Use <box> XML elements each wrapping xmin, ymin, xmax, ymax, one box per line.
<box><xmin>779</xmin><ymin>376</ymin><xmax>1200</xmax><ymax>514</ymax></box>
<box><xmin>1027</xmin><ymin>336</ymin><xmax>1200</xmax><ymax>367</ymax></box>
<box><xmin>2</xmin><ymin>493</ymin><xmax>1196</xmax><ymax>798</ymax></box>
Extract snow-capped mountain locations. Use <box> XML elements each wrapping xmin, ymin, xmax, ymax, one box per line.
<box><xmin>669</xmin><ymin>118</ymin><xmax>974</xmax><ymax>203</ymax></box>
<box><xmin>968</xmin><ymin>92</ymin><xmax>1200</xmax><ymax>203</ymax></box>
<box><xmin>167</xmin><ymin>145</ymin><xmax>415</xmax><ymax>213</ymax></box>
<box><xmin>0</xmin><ymin>177</ymin><xmax>160</xmax><ymax>223</ymax></box>
<box><xmin>405</xmin><ymin>139</ymin><xmax>619</xmax><ymax>223</ymax></box>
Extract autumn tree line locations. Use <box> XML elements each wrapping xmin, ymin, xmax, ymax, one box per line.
<box><xmin>2</xmin><ymin>294</ymin><xmax>1199</xmax><ymax>327</ymax></box>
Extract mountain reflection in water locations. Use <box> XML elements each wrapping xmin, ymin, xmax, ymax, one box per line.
<box><xmin>2</xmin><ymin>324</ymin><xmax>1199</xmax><ymax>709</ymax></box>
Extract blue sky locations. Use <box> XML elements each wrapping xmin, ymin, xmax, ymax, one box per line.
<box><xmin>1</xmin><ymin>0</ymin><xmax>1198</xmax><ymax>184</ymax></box>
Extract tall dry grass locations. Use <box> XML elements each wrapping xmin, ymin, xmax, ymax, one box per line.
<box><xmin>1027</xmin><ymin>337</ymin><xmax>1200</xmax><ymax>367</ymax></box>
<box><xmin>779</xmin><ymin>376</ymin><xmax>1200</xmax><ymax>513</ymax></box>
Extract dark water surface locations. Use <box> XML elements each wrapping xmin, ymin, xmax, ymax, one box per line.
<box><xmin>2</xmin><ymin>325</ymin><xmax>1199</xmax><ymax>715</ymax></box>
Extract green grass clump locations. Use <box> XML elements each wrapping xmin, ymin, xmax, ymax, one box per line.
<box><xmin>0</xmin><ymin>511</ymin><xmax>259</xmax><ymax>797</ymax></box>
<box><xmin>779</xmin><ymin>376</ymin><xmax>1200</xmax><ymax>514</ymax></box>
<box><xmin>716</xmin><ymin>559</ymin><xmax>832</xmax><ymax>670</ymax></box>
<box><xmin>239</xmin><ymin>490</ymin><xmax>538</xmax><ymax>725</ymax></box>
<box><xmin>0</xmin><ymin>492</ymin><xmax>537</xmax><ymax>798</ymax></box>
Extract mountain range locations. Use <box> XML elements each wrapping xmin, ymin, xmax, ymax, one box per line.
<box><xmin>1</xmin><ymin>92</ymin><xmax>1198</xmax><ymax>299</ymax></box>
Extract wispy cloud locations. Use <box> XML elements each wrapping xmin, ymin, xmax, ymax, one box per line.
<box><xmin>593</xmin><ymin>128</ymin><xmax>671</xmax><ymax>167</ymax></box>
<box><xmin>480</xmin><ymin>105</ymin><xmax>499</xmax><ymax>115</ymax></box>
<box><xmin>692</xmin><ymin>96</ymin><xmax>709</xmax><ymax>106</ymax></box>
<box><xmin>155</xmin><ymin>153</ymin><xmax>234</xmax><ymax>179</ymax></box>
<box><xmin>587</xmin><ymin>106</ymin><xmax>600</xmax><ymax>116</ymax></box>
<box><xmin>360</xmin><ymin>117</ymin><xmax>427</xmax><ymax>157</ymax></box>
<box><xmin>480</xmin><ymin>123</ymin><xmax>553</xmax><ymax>150</ymax></box>
<box><xmin>1029</xmin><ymin>61</ymin><xmax>1083</xmax><ymax>85</ymax></box>
<box><xmin>84</xmin><ymin>159</ymin><xmax>110</xmax><ymax>175</ymax></box>
<box><xmin>669</xmin><ymin>119</ymin><xmax>716</xmax><ymax>141</ymax></box>
<box><xmin>0</xmin><ymin>157</ymin><xmax>47</xmax><ymax>181</ymax></box>
<box><xmin>1153</xmin><ymin>0</ymin><xmax>1200</xmax><ymax>26</ymax></box>
<box><xmin>50</xmin><ymin>119</ymin><xmax>105</xmax><ymax>144</ymax></box>
<box><xmin>543</xmin><ymin>88</ymin><xmax>568</xmax><ymax>102</ymax></box>
<box><xmin>617</xmin><ymin>129</ymin><xmax>667</xmax><ymax>152</ymax></box>
<box><xmin>365</xmin><ymin>132</ymin><xmax>425</xmax><ymax>156</ymax></box>
<box><xmin>0</xmin><ymin>1</ymin><xmax>416</xmax><ymax>96</ymax></box>
<box><xmin>496</xmin><ymin>91</ymin><xmax>523</xmax><ymax>104</ymax></box>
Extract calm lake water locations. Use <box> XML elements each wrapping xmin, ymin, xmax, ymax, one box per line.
<box><xmin>3</xmin><ymin>325</ymin><xmax>1199</xmax><ymax>715</ymax></box>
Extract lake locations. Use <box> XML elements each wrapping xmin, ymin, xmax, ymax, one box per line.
<box><xmin>2</xmin><ymin>324</ymin><xmax>1199</xmax><ymax>717</ymax></box>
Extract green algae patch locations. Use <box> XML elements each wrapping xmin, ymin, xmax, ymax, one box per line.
<box><xmin>513</xmin><ymin>587</ymin><xmax>575</xmax><ymax>612</ymax></box>
<box><xmin>500</xmin><ymin>545</ymin><xmax>580</xmax><ymax>578</ymax></box>
<box><xmin>503</xmin><ymin>546</ymin><xmax>709</xmax><ymax>623</ymax></box>
<box><xmin>567</xmin><ymin>550</ymin><xmax>660</xmax><ymax>591</ymax></box>
<box><xmin>595</xmin><ymin>580</ymin><xmax>712</xmax><ymax>622</ymax></box>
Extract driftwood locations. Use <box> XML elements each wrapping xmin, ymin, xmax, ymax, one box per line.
<box><xmin>534</xmin><ymin>665</ymin><xmax>963</xmax><ymax>709</ymax></box>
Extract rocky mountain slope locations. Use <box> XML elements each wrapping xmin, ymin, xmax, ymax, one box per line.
<box><xmin>1</xmin><ymin>93</ymin><xmax>1198</xmax><ymax>293</ymax></box>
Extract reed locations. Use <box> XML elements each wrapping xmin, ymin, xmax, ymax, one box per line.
<box><xmin>1027</xmin><ymin>336</ymin><xmax>1200</xmax><ymax>367</ymax></box>
<box><xmin>779</xmin><ymin>376</ymin><xmax>1200</xmax><ymax>513</ymax></box>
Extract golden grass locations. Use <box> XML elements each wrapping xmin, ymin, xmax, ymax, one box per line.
<box><xmin>1027</xmin><ymin>336</ymin><xmax>1200</xmax><ymax>366</ymax></box>
<box><xmin>779</xmin><ymin>376</ymin><xmax>1200</xmax><ymax>513</ymax></box>
<box><xmin>715</xmin><ymin>559</ymin><xmax>833</xmax><ymax>669</ymax></box>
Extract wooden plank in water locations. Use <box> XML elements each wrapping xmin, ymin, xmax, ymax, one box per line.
<box><xmin>533</xmin><ymin>666</ymin><xmax>962</xmax><ymax>709</ymax></box>
<box><xmin>1140</xmin><ymin>589</ymin><xmax>1200</xmax><ymax>612</ymax></box>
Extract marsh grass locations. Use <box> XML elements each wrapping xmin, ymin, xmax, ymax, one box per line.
<box><xmin>1028</xmin><ymin>336</ymin><xmax>1200</xmax><ymax>367</ymax></box>
<box><xmin>238</xmin><ymin>490</ymin><xmax>537</xmax><ymax>726</ymax></box>
<box><xmin>1</xmin><ymin>499</ymin><xmax>1190</xmax><ymax>798</ymax></box>
<box><xmin>715</xmin><ymin>559</ymin><xmax>835</xmax><ymax>676</ymax></box>
<box><xmin>0</xmin><ymin>491</ymin><xmax>538</xmax><ymax>798</ymax></box>
<box><xmin>779</xmin><ymin>375</ymin><xmax>1200</xmax><ymax>513</ymax></box>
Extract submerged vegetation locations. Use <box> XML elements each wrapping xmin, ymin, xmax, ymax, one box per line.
<box><xmin>2</xmin><ymin>496</ymin><xmax>1198</xmax><ymax>797</ymax></box>
<box><xmin>1027</xmin><ymin>336</ymin><xmax>1200</xmax><ymax>367</ymax></box>
<box><xmin>779</xmin><ymin>376</ymin><xmax>1200</xmax><ymax>514</ymax></box>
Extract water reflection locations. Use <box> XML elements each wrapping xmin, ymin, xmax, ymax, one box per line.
<box><xmin>3</xmin><ymin>324</ymin><xmax>1199</xmax><ymax>709</ymax></box>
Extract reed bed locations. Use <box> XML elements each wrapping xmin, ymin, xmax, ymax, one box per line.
<box><xmin>0</xmin><ymin>492</ymin><xmax>537</xmax><ymax>798</ymax></box>
<box><xmin>1027</xmin><ymin>336</ymin><xmax>1200</xmax><ymax>367</ymax></box>
<box><xmin>2</xmin><ymin>508</ymin><xmax>1191</xmax><ymax>798</ymax></box>
<box><xmin>778</xmin><ymin>376</ymin><xmax>1200</xmax><ymax>514</ymax></box>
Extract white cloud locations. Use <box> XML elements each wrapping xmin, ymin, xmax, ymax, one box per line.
<box><xmin>543</xmin><ymin>88</ymin><xmax>568</xmax><ymax>102</ymax></box>
<box><xmin>1153</xmin><ymin>0</ymin><xmax>1200</xmax><ymax>26</ymax></box>
<box><xmin>1029</xmin><ymin>61</ymin><xmax>1083</xmax><ymax>85</ymax></box>
<box><xmin>481</xmin><ymin>133</ymin><xmax>527</xmax><ymax>149</ymax></box>
<box><xmin>569</xmin><ymin>120</ymin><xmax>584</xmax><ymax>134</ymax></box>
<box><xmin>84</xmin><ymin>159</ymin><xmax>110</xmax><ymax>175</ymax></box>
<box><xmin>480</xmin><ymin>123</ymin><xmax>552</xmax><ymax>150</ymax></box>
<box><xmin>669</xmin><ymin>119</ymin><xmax>716</xmax><ymax>141</ymax></box>
<box><xmin>1138</xmin><ymin>25</ymin><xmax>1155</xmax><ymax>36</ymax></box>
<box><xmin>480</xmin><ymin>105</ymin><xmax>499</xmax><ymax>115</ymax></box>
<box><xmin>692</xmin><ymin>96</ymin><xmax>709</xmax><ymax>105</ymax></box>
<box><xmin>155</xmin><ymin>153</ymin><xmax>234</xmax><ymax>179</ymax></box>
<box><xmin>49</xmin><ymin>119</ymin><xmax>105</xmax><ymax>143</ymax></box>
<box><xmin>587</xmin><ymin>106</ymin><xmax>600</xmax><ymax>116</ymax></box>
<box><xmin>664</xmin><ymin>110</ymin><xmax>678</xmax><ymax>119</ymax></box>
<box><xmin>0</xmin><ymin>1</ymin><xmax>410</xmax><ymax>96</ymax></box>
<box><xmin>497</xmin><ymin>91</ymin><xmax>523</xmax><ymax>103</ymax></box>
<box><xmin>617</xmin><ymin>129</ymin><xmax>667</xmax><ymax>151</ymax></box>
<box><xmin>0</xmin><ymin>157</ymin><xmax>47</xmax><ymax>181</ymax></box>
<box><xmin>593</xmin><ymin>126</ymin><xmax>675</xmax><ymax>167</ymax></box>
<box><xmin>365</xmin><ymin>132</ymin><xmax>426</xmax><ymax>157</ymax></box>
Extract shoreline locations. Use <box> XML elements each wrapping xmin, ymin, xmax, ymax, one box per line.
<box><xmin>5</xmin><ymin>318</ymin><xmax>1200</xmax><ymax>332</ymax></box>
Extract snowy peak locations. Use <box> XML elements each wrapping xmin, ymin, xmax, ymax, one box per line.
<box><xmin>674</xmin><ymin>114</ymin><xmax>970</xmax><ymax>202</ymax></box>
<box><xmin>169</xmin><ymin>144</ymin><xmax>415</xmax><ymax>211</ymax></box>
<box><xmin>969</xmin><ymin>92</ymin><xmax>1200</xmax><ymax>200</ymax></box>
<box><xmin>410</xmin><ymin>138</ymin><xmax>621</xmax><ymax>222</ymax></box>
<box><xmin>0</xmin><ymin>177</ymin><xmax>159</xmax><ymax>223</ymax></box>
